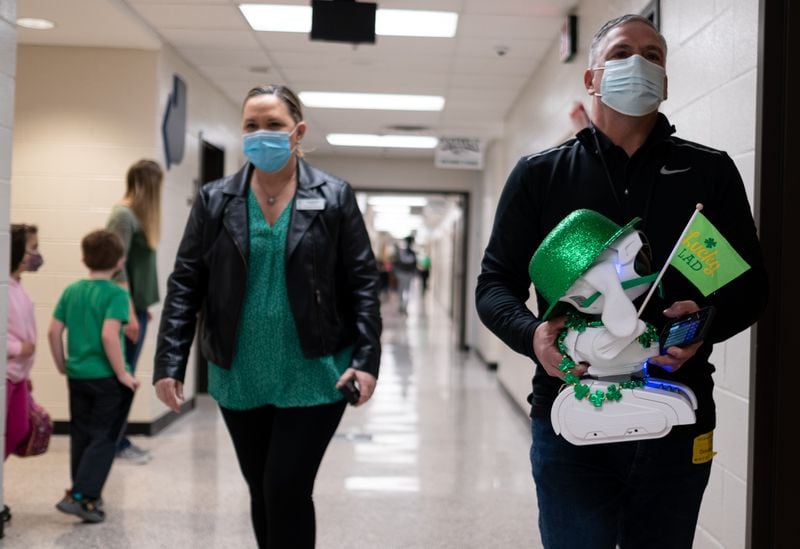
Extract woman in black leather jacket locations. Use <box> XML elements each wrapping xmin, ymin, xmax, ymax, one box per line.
<box><xmin>153</xmin><ymin>84</ymin><xmax>381</xmax><ymax>549</ymax></box>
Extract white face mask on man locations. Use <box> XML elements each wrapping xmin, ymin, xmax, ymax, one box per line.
<box><xmin>593</xmin><ymin>54</ymin><xmax>666</xmax><ymax>116</ymax></box>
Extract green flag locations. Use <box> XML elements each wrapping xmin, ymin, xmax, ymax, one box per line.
<box><xmin>670</xmin><ymin>212</ymin><xmax>750</xmax><ymax>296</ymax></box>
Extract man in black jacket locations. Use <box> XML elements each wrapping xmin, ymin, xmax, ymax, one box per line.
<box><xmin>476</xmin><ymin>14</ymin><xmax>767</xmax><ymax>549</ymax></box>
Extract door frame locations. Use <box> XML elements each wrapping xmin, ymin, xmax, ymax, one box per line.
<box><xmin>749</xmin><ymin>1</ymin><xmax>798</xmax><ymax>546</ymax></box>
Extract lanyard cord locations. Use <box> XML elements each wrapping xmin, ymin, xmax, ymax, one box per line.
<box><xmin>589</xmin><ymin>125</ymin><xmax>659</xmax><ymax>236</ymax></box>
<box><xmin>590</xmin><ymin>126</ymin><xmax>622</xmax><ymax>212</ymax></box>
<box><xmin>589</xmin><ymin>124</ymin><xmax>667</xmax><ymax>317</ymax></box>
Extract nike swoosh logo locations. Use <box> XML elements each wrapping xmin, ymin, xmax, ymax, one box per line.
<box><xmin>660</xmin><ymin>166</ymin><xmax>691</xmax><ymax>175</ymax></box>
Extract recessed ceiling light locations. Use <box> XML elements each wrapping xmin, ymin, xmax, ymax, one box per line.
<box><xmin>239</xmin><ymin>4</ymin><xmax>458</xmax><ymax>38</ymax></box>
<box><xmin>16</xmin><ymin>17</ymin><xmax>55</xmax><ymax>30</ymax></box>
<box><xmin>300</xmin><ymin>92</ymin><xmax>444</xmax><ymax>111</ymax></box>
<box><xmin>368</xmin><ymin>196</ymin><xmax>429</xmax><ymax>207</ymax></box>
<box><xmin>239</xmin><ymin>4</ymin><xmax>309</xmax><ymax>32</ymax></box>
<box><xmin>327</xmin><ymin>134</ymin><xmax>438</xmax><ymax>149</ymax></box>
<box><xmin>376</xmin><ymin>10</ymin><xmax>457</xmax><ymax>38</ymax></box>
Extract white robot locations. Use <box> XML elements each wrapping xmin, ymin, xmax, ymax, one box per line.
<box><xmin>529</xmin><ymin>209</ymin><xmax>697</xmax><ymax>446</ymax></box>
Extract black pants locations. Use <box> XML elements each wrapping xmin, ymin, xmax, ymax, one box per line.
<box><xmin>68</xmin><ymin>377</ymin><xmax>134</xmax><ymax>498</ymax></box>
<box><xmin>220</xmin><ymin>400</ymin><xmax>347</xmax><ymax>549</ymax></box>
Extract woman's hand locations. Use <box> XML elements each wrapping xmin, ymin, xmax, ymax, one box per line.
<box><xmin>648</xmin><ymin>300</ymin><xmax>702</xmax><ymax>373</ymax></box>
<box><xmin>336</xmin><ymin>368</ymin><xmax>377</xmax><ymax>407</ymax></box>
<box><xmin>155</xmin><ymin>378</ymin><xmax>184</xmax><ymax>413</ymax></box>
<box><xmin>533</xmin><ymin>317</ymin><xmax>588</xmax><ymax>380</ymax></box>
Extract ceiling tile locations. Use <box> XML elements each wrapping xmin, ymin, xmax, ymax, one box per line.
<box><xmin>17</xmin><ymin>0</ymin><xmax>577</xmax><ymax>159</ymax></box>
<box><xmin>134</xmin><ymin>4</ymin><xmax>248</xmax><ymax>31</ymax></box>
<box><xmin>159</xmin><ymin>28</ymin><xmax>260</xmax><ymax>49</ymax></box>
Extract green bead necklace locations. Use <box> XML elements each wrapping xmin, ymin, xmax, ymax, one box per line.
<box><xmin>556</xmin><ymin>311</ymin><xmax>659</xmax><ymax>408</ymax></box>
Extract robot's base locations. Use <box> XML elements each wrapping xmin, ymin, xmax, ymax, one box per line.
<box><xmin>551</xmin><ymin>378</ymin><xmax>697</xmax><ymax>446</ymax></box>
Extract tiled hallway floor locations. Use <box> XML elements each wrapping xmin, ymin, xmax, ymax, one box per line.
<box><xmin>2</xmin><ymin>295</ymin><xmax>540</xmax><ymax>548</ymax></box>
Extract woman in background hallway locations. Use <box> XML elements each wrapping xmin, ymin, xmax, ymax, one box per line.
<box><xmin>153</xmin><ymin>84</ymin><xmax>382</xmax><ymax>549</ymax></box>
<box><xmin>106</xmin><ymin>159</ymin><xmax>163</xmax><ymax>464</ymax></box>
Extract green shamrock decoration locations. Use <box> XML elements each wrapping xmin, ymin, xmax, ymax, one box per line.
<box><xmin>606</xmin><ymin>385</ymin><xmax>622</xmax><ymax>401</ymax></box>
<box><xmin>589</xmin><ymin>390</ymin><xmax>606</xmax><ymax>407</ymax></box>
<box><xmin>574</xmin><ymin>383</ymin><xmax>591</xmax><ymax>400</ymax></box>
<box><xmin>564</xmin><ymin>372</ymin><xmax>580</xmax><ymax>385</ymax></box>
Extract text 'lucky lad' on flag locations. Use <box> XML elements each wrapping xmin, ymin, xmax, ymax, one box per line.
<box><xmin>669</xmin><ymin>211</ymin><xmax>750</xmax><ymax>296</ymax></box>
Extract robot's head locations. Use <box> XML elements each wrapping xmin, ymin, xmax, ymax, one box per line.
<box><xmin>529</xmin><ymin>209</ymin><xmax>656</xmax><ymax>336</ymax></box>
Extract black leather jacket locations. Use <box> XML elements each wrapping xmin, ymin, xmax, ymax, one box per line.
<box><xmin>154</xmin><ymin>159</ymin><xmax>382</xmax><ymax>384</ymax></box>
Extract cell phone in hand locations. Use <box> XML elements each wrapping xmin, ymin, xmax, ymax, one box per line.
<box><xmin>659</xmin><ymin>306</ymin><xmax>716</xmax><ymax>354</ymax></box>
<box><xmin>339</xmin><ymin>378</ymin><xmax>360</xmax><ymax>405</ymax></box>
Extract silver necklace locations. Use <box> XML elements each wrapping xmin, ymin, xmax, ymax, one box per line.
<box><xmin>264</xmin><ymin>177</ymin><xmax>294</xmax><ymax>206</ymax></box>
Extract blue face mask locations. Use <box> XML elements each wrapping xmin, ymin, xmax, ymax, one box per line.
<box><xmin>595</xmin><ymin>54</ymin><xmax>666</xmax><ymax>116</ymax></box>
<box><xmin>242</xmin><ymin>128</ymin><xmax>297</xmax><ymax>173</ymax></box>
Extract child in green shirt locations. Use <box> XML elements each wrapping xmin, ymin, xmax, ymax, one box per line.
<box><xmin>47</xmin><ymin>229</ymin><xmax>140</xmax><ymax>523</ymax></box>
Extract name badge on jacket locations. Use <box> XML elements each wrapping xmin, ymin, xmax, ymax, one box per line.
<box><xmin>296</xmin><ymin>198</ymin><xmax>326</xmax><ymax>211</ymax></box>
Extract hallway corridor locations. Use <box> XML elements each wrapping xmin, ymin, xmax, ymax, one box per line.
<box><xmin>2</xmin><ymin>294</ymin><xmax>540</xmax><ymax>548</ymax></box>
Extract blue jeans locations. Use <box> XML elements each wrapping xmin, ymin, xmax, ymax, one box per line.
<box><xmin>117</xmin><ymin>309</ymin><xmax>148</xmax><ymax>452</ymax></box>
<box><xmin>530</xmin><ymin>416</ymin><xmax>712</xmax><ymax>549</ymax></box>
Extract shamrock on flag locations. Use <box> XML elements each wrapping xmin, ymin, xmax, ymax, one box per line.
<box><xmin>669</xmin><ymin>211</ymin><xmax>751</xmax><ymax>296</ymax></box>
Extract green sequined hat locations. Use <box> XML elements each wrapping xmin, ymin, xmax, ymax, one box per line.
<box><xmin>529</xmin><ymin>209</ymin><xmax>640</xmax><ymax>319</ymax></box>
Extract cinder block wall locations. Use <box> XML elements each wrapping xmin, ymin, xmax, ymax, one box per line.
<box><xmin>0</xmin><ymin>0</ymin><xmax>17</xmax><ymax>513</ymax></box>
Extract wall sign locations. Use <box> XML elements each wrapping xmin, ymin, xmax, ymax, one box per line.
<box><xmin>435</xmin><ymin>137</ymin><xmax>484</xmax><ymax>170</ymax></box>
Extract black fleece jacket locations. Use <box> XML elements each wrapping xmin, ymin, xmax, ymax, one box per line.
<box><xmin>476</xmin><ymin>114</ymin><xmax>768</xmax><ymax>431</ymax></box>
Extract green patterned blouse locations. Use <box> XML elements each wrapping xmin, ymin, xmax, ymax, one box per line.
<box><xmin>208</xmin><ymin>189</ymin><xmax>352</xmax><ymax>410</ymax></box>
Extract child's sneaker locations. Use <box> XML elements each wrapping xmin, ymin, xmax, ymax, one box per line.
<box><xmin>76</xmin><ymin>499</ymin><xmax>105</xmax><ymax>523</ymax></box>
<box><xmin>116</xmin><ymin>445</ymin><xmax>150</xmax><ymax>464</ymax></box>
<box><xmin>55</xmin><ymin>490</ymin><xmax>81</xmax><ymax>516</ymax></box>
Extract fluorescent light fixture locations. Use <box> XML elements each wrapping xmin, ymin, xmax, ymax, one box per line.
<box><xmin>300</xmin><ymin>92</ymin><xmax>444</xmax><ymax>112</ymax></box>
<box><xmin>374</xmin><ymin>214</ymin><xmax>423</xmax><ymax>225</ymax></box>
<box><xmin>17</xmin><ymin>17</ymin><xmax>55</xmax><ymax>30</ymax></box>
<box><xmin>377</xmin><ymin>9</ymin><xmax>458</xmax><ymax>38</ymax></box>
<box><xmin>373</xmin><ymin>216</ymin><xmax>424</xmax><ymax>238</ymax></box>
<box><xmin>239</xmin><ymin>4</ymin><xmax>458</xmax><ymax>38</ymax></box>
<box><xmin>368</xmin><ymin>196</ymin><xmax>428</xmax><ymax>207</ymax></box>
<box><xmin>328</xmin><ymin>134</ymin><xmax>438</xmax><ymax>149</ymax></box>
<box><xmin>239</xmin><ymin>4</ymin><xmax>310</xmax><ymax>32</ymax></box>
<box><xmin>370</xmin><ymin>205</ymin><xmax>412</xmax><ymax>215</ymax></box>
<box><xmin>374</xmin><ymin>213</ymin><xmax>423</xmax><ymax>224</ymax></box>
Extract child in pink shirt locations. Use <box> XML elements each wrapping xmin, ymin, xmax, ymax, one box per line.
<box><xmin>6</xmin><ymin>224</ymin><xmax>41</xmax><ymax>459</ymax></box>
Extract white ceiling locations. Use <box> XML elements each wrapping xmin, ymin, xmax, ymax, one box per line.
<box><xmin>16</xmin><ymin>0</ymin><xmax>577</xmax><ymax>158</ymax></box>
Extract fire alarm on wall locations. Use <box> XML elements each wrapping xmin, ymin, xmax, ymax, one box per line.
<box><xmin>560</xmin><ymin>15</ymin><xmax>577</xmax><ymax>63</ymax></box>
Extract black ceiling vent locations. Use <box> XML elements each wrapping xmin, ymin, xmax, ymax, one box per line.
<box><xmin>310</xmin><ymin>0</ymin><xmax>377</xmax><ymax>45</ymax></box>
